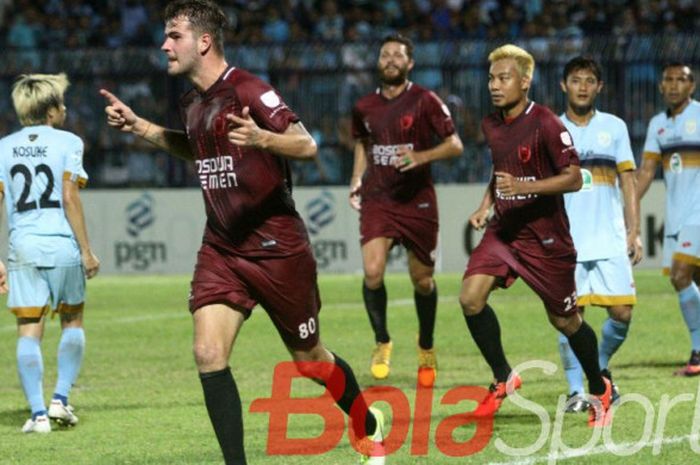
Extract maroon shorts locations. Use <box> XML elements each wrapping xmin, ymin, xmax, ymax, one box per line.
<box><xmin>189</xmin><ymin>243</ymin><xmax>321</xmax><ymax>351</ymax></box>
<box><xmin>464</xmin><ymin>228</ymin><xmax>578</xmax><ymax>316</ymax></box>
<box><xmin>359</xmin><ymin>199</ymin><xmax>438</xmax><ymax>266</ymax></box>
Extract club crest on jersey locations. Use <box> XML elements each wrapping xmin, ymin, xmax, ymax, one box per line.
<box><xmin>260</xmin><ymin>90</ymin><xmax>281</xmax><ymax>108</ymax></box>
<box><xmin>686</xmin><ymin>119</ymin><xmax>697</xmax><ymax>134</ymax></box>
<box><xmin>400</xmin><ymin>114</ymin><xmax>414</xmax><ymax>130</ymax></box>
<box><xmin>670</xmin><ymin>152</ymin><xmax>683</xmax><ymax>173</ymax></box>
<box><xmin>518</xmin><ymin>145</ymin><xmax>531</xmax><ymax>163</ymax></box>
<box><xmin>597</xmin><ymin>131</ymin><xmax>611</xmax><ymax>147</ymax></box>
<box><xmin>560</xmin><ymin>131</ymin><xmax>573</xmax><ymax>146</ymax></box>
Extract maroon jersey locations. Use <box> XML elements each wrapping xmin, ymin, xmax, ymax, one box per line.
<box><xmin>482</xmin><ymin>102</ymin><xmax>579</xmax><ymax>257</ymax></box>
<box><xmin>352</xmin><ymin>82</ymin><xmax>455</xmax><ymax>203</ymax></box>
<box><xmin>180</xmin><ymin>67</ymin><xmax>309</xmax><ymax>257</ymax></box>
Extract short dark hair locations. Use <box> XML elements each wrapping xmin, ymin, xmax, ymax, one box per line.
<box><xmin>562</xmin><ymin>56</ymin><xmax>602</xmax><ymax>82</ymax></box>
<box><xmin>164</xmin><ymin>0</ymin><xmax>228</xmax><ymax>55</ymax></box>
<box><xmin>381</xmin><ymin>34</ymin><xmax>414</xmax><ymax>59</ymax></box>
<box><xmin>662</xmin><ymin>61</ymin><xmax>695</xmax><ymax>82</ymax></box>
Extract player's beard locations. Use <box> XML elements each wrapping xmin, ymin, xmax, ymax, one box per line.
<box><xmin>379</xmin><ymin>65</ymin><xmax>409</xmax><ymax>86</ymax></box>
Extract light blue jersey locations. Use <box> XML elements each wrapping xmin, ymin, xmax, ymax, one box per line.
<box><xmin>0</xmin><ymin>125</ymin><xmax>87</xmax><ymax>269</ymax></box>
<box><xmin>643</xmin><ymin>100</ymin><xmax>700</xmax><ymax>238</ymax></box>
<box><xmin>562</xmin><ymin>110</ymin><xmax>636</xmax><ymax>261</ymax></box>
<box><xmin>643</xmin><ymin>99</ymin><xmax>700</xmax><ymax>270</ymax></box>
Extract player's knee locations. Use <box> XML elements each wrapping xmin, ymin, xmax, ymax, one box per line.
<box><xmin>610</xmin><ymin>306</ymin><xmax>632</xmax><ymax>324</ymax></box>
<box><xmin>412</xmin><ymin>276</ymin><xmax>434</xmax><ymax>295</ymax></box>
<box><xmin>670</xmin><ymin>271</ymin><xmax>693</xmax><ymax>292</ymax></box>
<box><xmin>59</xmin><ymin>312</ymin><xmax>83</xmax><ymax>328</ymax></box>
<box><xmin>364</xmin><ymin>264</ymin><xmax>385</xmax><ymax>288</ymax></box>
<box><xmin>192</xmin><ymin>343</ymin><xmax>227</xmax><ymax>371</ymax></box>
<box><xmin>548</xmin><ymin>313</ymin><xmax>580</xmax><ymax>335</ymax></box>
<box><xmin>459</xmin><ymin>293</ymin><xmax>485</xmax><ymax>316</ymax></box>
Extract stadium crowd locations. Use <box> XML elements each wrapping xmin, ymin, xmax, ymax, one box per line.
<box><xmin>1</xmin><ymin>0</ymin><xmax>698</xmax><ymax>49</ymax></box>
<box><xmin>0</xmin><ymin>0</ymin><xmax>697</xmax><ymax>187</ymax></box>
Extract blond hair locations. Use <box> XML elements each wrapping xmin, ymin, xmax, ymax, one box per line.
<box><xmin>488</xmin><ymin>44</ymin><xmax>535</xmax><ymax>80</ymax></box>
<box><xmin>11</xmin><ymin>73</ymin><xmax>69</xmax><ymax>126</ymax></box>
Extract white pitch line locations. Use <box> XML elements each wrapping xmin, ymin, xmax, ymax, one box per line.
<box><xmin>0</xmin><ymin>295</ymin><xmax>459</xmax><ymax>333</ymax></box>
<box><xmin>488</xmin><ymin>433</ymin><xmax>700</xmax><ymax>465</ymax></box>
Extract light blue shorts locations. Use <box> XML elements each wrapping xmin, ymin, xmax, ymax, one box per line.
<box><xmin>575</xmin><ymin>254</ymin><xmax>636</xmax><ymax>307</ymax></box>
<box><xmin>8</xmin><ymin>265</ymin><xmax>85</xmax><ymax>318</ymax></box>
<box><xmin>663</xmin><ymin>224</ymin><xmax>700</xmax><ymax>274</ymax></box>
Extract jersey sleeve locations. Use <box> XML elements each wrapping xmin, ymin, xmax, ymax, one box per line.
<box><xmin>351</xmin><ymin>104</ymin><xmax>369</xmax><ymax>139</ymax></box>
<box><xmin>242</xmin><ymin>78</ymin><xmax>299</xmax><ymax>134</ymax></box>
<box><xmin>423</xmin><ymin>91</ymin><xmax>456</xmax><ymax>139</ymax></box>
<box><xmin>63</xmin><ymin>134</ymin><xmax>88</xmax><ymax>188</ymax></box>
<box><xmin>614</xmin><ymin>119</ymin><xmax>636</xmax><ymax>172</ymax></box>
<box><xmin>642</xmin><ymin>116</ymin><xmax>662</xmax><ymax>162</ymax></box>
<box><xmin>541</xmin><ymin>111</ymin><xmax>579</xmax><ymax>171</ymax></box>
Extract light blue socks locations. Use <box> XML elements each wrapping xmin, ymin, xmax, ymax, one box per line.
<box><xmin>54</xmin><ymin>328</ymin><xmax>85</xmax><ymax>402</ymax></box>
<box><xmin>17</xmin><ymin>336</ymin><xmax>46</xmax><ymax>417</ymax></box>
<box><xmin>598</xmin><ymin>318</ymin><xmax>630</xmax><ymax>370</ymax></box>
<box><xmin>679</xmin><ymin>282</ymin><xmax>700</xmax><ymax>351</ymax></box>
<box><xmin>558</xmin><ymin>332</ymin><xmax>585</xmax><ymax>395</ymax></box>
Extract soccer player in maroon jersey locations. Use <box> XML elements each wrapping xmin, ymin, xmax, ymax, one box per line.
<box><xmin>100</xmin><ymin>1</ymin><xmax>385</xmax><ymax>464</ymax></box>
<box><xmin>350</xmin><ymin>34</ymin><xmax>463</xmax><ymax>388</ymax></box>
<box><xmin>460</xmin><ymin>44</ymin><xmax>612</xmax><ymax>427</ymax></box>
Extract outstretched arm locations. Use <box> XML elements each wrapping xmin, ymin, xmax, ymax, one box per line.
<box><xmin>100</xmin><ymin>89</ymin><xmax>194</xmax><ymax>161</ymax></box>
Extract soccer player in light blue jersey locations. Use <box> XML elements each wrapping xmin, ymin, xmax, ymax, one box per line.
<box><xmin>556</xmin><ymin>57</ymin><xmax>643</xmax><ymax>412</ymax></box>
<box><xmin>0</xmin><ymin>73</ymin><xmax>99</xmax><ymax>433</ymax></box>
<box><xmin>638</xmin><ymin>62</ymin><xmax>700</xmax><ymax>376</ymax></box>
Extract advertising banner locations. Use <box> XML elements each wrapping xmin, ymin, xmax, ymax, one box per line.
<box><xmin>0</xmin><ymin>182</ymin><xmax>668</xmax><ymax>274</ymax></box>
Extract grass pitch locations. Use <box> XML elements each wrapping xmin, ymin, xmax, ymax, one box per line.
<box><xmin>0</xmin><ymin>270</ymin><xmax>699</xmax><ymax>464</ymax></box>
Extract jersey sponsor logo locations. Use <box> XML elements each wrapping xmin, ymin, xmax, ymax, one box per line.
<box><xmin>495</xmin><ymin>175</ymin><xmax>538</xmax><ymax>200</ymax></box>
<box><xmin>28</xmin><ymin>134</ymin><xmax>38</xmax><ymax>142</ymax></box>
<box><xmin>686</xmin><ymin>119</ymin><xmax>697</xmax><ymax>134</ymax></box>
<box><xmin>580</xmin><ymin>168</ymin><xmax>593</xmax><ymax>191</ymax></box>
<box><xmin>371</xmin><ymin>143</ymin><xmax>414</xmax><ymax>166</ymax></box>
<box><xmin>518</xmin><ymin>145</ymin><xmax>531</xmax><ymax>163</ymax></box>
<box><xmin>597</xmin><ymin>131</ymin><xmax>612</xmax><ymax>147</ymax></box>
<box><xmin>260</xmin><ymin>90</ymin><xmax>281</xmax><ymax>108</ymax></box>
<box><xmin>560</xmin><ymin>131</ymin><xmax>573</xmax><ymax>146</ymax></box>
<box><xmin>196</xmin><ymin>155</ymin><xmax>239</xmax><ymax>190</ymax></box>
<box><xmin>669</xmin><ymin>152</ymin><xmax>683</xmax><ymax>173</ymax></box>
<box><xmin>400</xmin><ymin>114</ymin><xmax>414</xmax><ymax>130</ymax></box>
